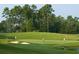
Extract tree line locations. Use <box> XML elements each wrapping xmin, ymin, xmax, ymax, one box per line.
<box><xmin>0</xmin><ymin>4</ymin><xmax>79</xmax><ymax>34</ymax></box>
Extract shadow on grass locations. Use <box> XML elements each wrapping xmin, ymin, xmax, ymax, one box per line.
<box><xmin>0</xmin><ymin>43</ymin><xmax>78</xmax><ymax>54</ymax></box>
<box><xmin>0</xmin><ymin>34</ymin><xmax>15</xmax><ymax>39</ymax></box>
<box><xmin>0</xmin><ymin>34</ymin><xmax>8</xmax><ymax>39</ymax></box>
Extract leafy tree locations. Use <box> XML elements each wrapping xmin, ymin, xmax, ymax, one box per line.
<box><xmin>38</xmin><ymin>4</ymin><xmax>54</xmax><ymax>32</ymax></box>
<box><xmin>1</xmin><ymin>4</ymin><xmax>79</xmax><ymax>34</ymax></box>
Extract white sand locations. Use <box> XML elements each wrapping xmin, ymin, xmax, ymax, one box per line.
<box><xmin>20</xmin><ymin>42</ymin><xmax>30</xmax><ymax>44</ymax></box>
<box><xmin>9</xmin><ymin>41</ymin><xmax>30</xmax><ymax>44</ymax></box>
<box><xmin>9</xmin><ymin>41</ymin><xmax>19</xmax><ymax>44</ymax></box>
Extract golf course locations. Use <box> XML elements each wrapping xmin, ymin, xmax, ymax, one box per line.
<box><xmin>1</xmin><ymin>4</ymin><xmax>79</xmax><ymax>54</ymax></box>
<box><xmin>0</xmin><ymin>32</ymin><xmax>79</xmax><ymax>54</ymax></box>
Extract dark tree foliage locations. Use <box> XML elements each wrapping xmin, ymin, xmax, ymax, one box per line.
<box><xmin>0</xmin><ymin>4</ymin><xmax>79</xmax><ymax>34</ymax></box>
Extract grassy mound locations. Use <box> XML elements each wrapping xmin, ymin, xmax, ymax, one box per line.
<box><xmin>0</xmin><ymin>32</ymin><xmax>79</xmax><ymax>54</ymax></box>
<box><xmin>0</xmin><ymin>32</ymin><xmax>79</xmax><ymax>44</ymax></box>
<box><xmin>1</xmin><ymin>32</ymin><xmax>79</xmax><ymax>40</ymax></box>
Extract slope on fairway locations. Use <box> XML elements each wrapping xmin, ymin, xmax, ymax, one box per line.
<box><xmin>2</xmin><ymin>32</ymin><xmax>79</xmax><ymax>40</ymax></box>
<box><xmin>0</xmin><ymin>44</ymin><xmax>79</xmax><ymax>54</ymax></box>
<box><xmin>0</xmin><ymin>32</ymin><xmax>79</xmax><ymax>54</ymax></box>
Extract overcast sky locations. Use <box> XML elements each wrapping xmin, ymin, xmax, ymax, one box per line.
<box><xmin>0</xmin><ymin>4</ymin><xmax>79</xmax><ymax>21</ymax></box>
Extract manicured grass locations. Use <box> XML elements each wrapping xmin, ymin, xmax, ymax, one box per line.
<box><xmin>2</xmin><ymin>32</ymin><xmax>79</xmax><ymax>40</ymax></box>
<box><xmin>0</xmin><ymin>32</ymin><xmax>79</xmax><ymax>54</ymax></box>
<box><xmin>0</xmin><ymin>44</ymin><xmax>78</xmax><ymax>54</ymax></box>
<box><xmin>0</xmin><ymin>39</ymin><xmax>10</xmax><ymax>44</ymax></box>
<box><xmin>0</xmin><ymin>40</ymin><xmax>79</xmax><ymax>54</ymax></box>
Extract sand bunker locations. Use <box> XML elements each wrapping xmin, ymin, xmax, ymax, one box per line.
<box><xmin>20</xmin><ymin>42</ymin><xmax>30</xmax><ymax>44</ymax></box>
<box><xmin>9</xmin><ymin>41</ymin><xmax>30</xmax><ymax>44</ymax></box>
<box><xmin>9</xmin><ymin>41</ymin><xmax>19</xmax><ymax>44</ymax></box>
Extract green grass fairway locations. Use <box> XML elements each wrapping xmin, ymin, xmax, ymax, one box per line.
<box><xmin>0</xmin><ymin>43</ymin><xmax>79</xmax><ymax>54</ymax></box>
<box><xmin>0</xmin><ymin>32</ymin><xmax>79</xmax><ymax>54</ymax></box>
<box><xmin>1</xmin><ymin>32</ymin><xmax>79</xmax><ymax>40</ymax></box>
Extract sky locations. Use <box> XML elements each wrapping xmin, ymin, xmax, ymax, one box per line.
<box><xmin>0</xmin><ymin>4</ymin><xmax>79</xmax><ymax>21</ymax></box>
<box><xmin>53</xmin><ymin>4</ymin><xmax>79</xmax><ymax>18</ymax></box>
